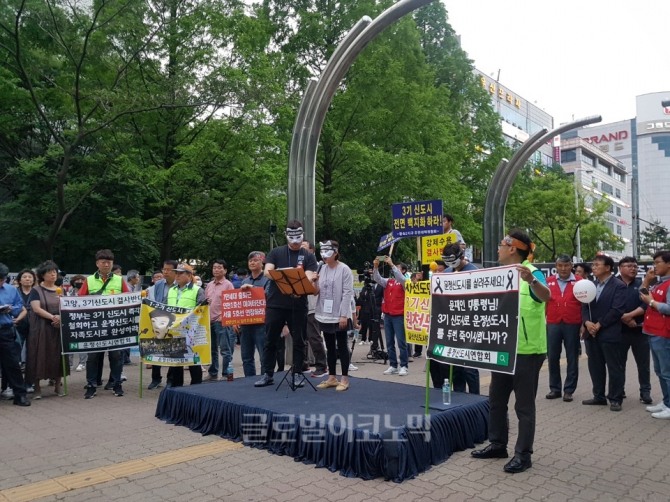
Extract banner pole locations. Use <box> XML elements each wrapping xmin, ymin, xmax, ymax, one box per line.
<box><xmin>425</xmin><ymin>358</ymin><xmax>431</xmax><ymax>416</ymax></box>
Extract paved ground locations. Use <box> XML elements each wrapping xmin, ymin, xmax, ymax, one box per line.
<box><xmin>0</xmin><ymin>343</ymin><xmax>668</xmax><ymax>502</ymax></box>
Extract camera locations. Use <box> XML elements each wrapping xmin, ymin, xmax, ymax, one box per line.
<box><xmin>358</xmin><ymin>261</ymin><xmax>374</xmax><ymax>284</ymax></box>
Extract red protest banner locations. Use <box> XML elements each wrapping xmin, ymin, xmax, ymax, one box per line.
<box><xmin>221</xmin><ymin>287</ymin><xmax>266</xmax><ymax>326</ymax></box>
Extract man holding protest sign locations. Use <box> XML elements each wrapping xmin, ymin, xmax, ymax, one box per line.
<box><xmin>239</xmin><ymin>251</ymin><xmax>269</xmax><ymax>377</ymax></box>
<box><xmin>78</xmin><ymin>249</ymin><xmax>130</xmax><ymax>399</ymax></box>
<box><xmin>205</xmin><ymin>259</ymin><xmax>234</xmax><ymax>381</ymax></box>
<box><xmin>166</xmin><ymin>263</ymin><xmax>206</xmax><ymax>387</ymax></box>
<box><xmin>471</xmin><ymin>230</ymin><xmax>550</xmax><ymax>474</ymax></box>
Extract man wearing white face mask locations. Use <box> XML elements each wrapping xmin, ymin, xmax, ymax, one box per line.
<box><xmin>254</xmin><ymin>220</ymin><xmax>318</xmax><ymax>388</ymax></box>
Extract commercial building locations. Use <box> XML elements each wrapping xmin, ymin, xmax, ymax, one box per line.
<box><xmin>564</xmin><ymin>91</ymin><xmax>670</xmax><ymax>258</ymax></box>
<box><xmin>559</xmin><ymin>137</ymin><xmax>632</xmax><ymax>258</ymax></box>
<box><xmin>475</xmin><ymin>69</ymin><xmax>554</xmax><ymax>167</ymax></box>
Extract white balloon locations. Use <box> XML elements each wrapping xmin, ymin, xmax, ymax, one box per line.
<box><xmin>573</xmin><ymin>280</ymin><xmax>596</xmax><ymax>303</ymax></box>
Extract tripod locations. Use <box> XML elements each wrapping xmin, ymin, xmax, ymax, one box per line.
<box><xmin>358</xmin><ymin>281</ymin><xmax>387</xmax><ymax>364</ymax></box>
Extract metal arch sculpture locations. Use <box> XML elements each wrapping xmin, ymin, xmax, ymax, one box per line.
<box><xmin>288</xmin><ymin>0</ymin><xmax>437</xmax><ymax>243</ymax></box>
<box><xmin>482</xmin><ymin>116</ymin><xmax>602</xmax><ymax>268</ymax></box>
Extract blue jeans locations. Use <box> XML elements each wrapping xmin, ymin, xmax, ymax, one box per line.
<box><xmin>384</xmin><ymin>314</ymin><xmax>407</xmax><ymax>368</ymax></box>
<box><xmin>649</xmin><ymin>335</ymin><xmax>670</xmax><ymax>407</ymax></box>
<box><xmin>209</xmin><ymin>322</ymin><xmax>236</xmax><ymax>377</ymax></box>
<box><xmin>240</xmin><ymin>324</ymin><xmax>265</xmax><ymax>377</ymax></box>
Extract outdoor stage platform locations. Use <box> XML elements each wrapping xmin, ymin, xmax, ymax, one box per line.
<box><xmin>155</xmin><ymin>376</ymin><xmax>489</xmax><ymax>482</ymax></box>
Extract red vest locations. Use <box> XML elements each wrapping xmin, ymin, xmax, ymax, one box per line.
<box><xmin>545</xmin><ymin>276</ymin><xmax>583</xmax><ymax>325</ymax></box>
<box><xmin>382</xmin><ymin>279</ymin><xmax>405</xmax><ymax>316</ymax></box>
<box><xmin>643</xmin><ymin>279</ymin><xmax>670</xmax><ymax>338</ymax></box>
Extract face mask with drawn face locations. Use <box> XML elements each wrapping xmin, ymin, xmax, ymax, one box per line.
<box><xmin>286</xmin><ymin>227</ymin><xmax>304</xmax><ymax>245</ymax></box>
<box><xmin>319</xmin><ymin>241</ymin><xmax>337</xmax><ymax>260</ymax></box>
<box><xmin>442</xmin><ymin>249</ymin><xmax>464</xmax><ymax>269</ymax></box>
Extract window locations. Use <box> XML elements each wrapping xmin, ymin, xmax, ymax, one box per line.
<box><xmin>561</xmin><ymin>150</ymin><xmax>576</xmax><ymax>163</ymax></box>
<box><xmin>616</xmin><ymin>207</ymin><xmax>621</xmax><ymax>216</ymax></box>
<box><xmin>582</xmin><ymin>153</ymin><xmax>595</xmax><ymax>166</ymax></box>
<box><xmin>601</xmin><ymin>181</ymin><xmax>613</xmax><ymax>195</ymax></box>
<box><xmin>607</xmin><ymin>204</ymin><xmax>614</xmax><ymax>214</ymax></box>
<box><xmin>617</xmin><ymin>225</ymin><xmax>622</xmax><ymax>236</ymax></box>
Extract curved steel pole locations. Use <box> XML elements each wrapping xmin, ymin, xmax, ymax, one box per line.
<box><xmin>482</xmin><ymin>115</ymin><xmax>602</xmax><ymax>267</ymax></box>
<box><xmin>288</xmin><ymin>0</ymin><xmax>437</xmax><ymax>243</ymax></box>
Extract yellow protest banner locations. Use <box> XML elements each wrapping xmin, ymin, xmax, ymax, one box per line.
<box><xmin>420</xmin><ymin>231</ymin><xmax>459</xmax><ymax>265</ymax></box>
<box><xmin>138</xmin><ymin>299</ymin><xmax>211</xmax><ymax>366</ymax></box>
<box><xmin>404</xmin><ymin>281</ymin><xmax>431</xmax><ymax>345</ymax></box>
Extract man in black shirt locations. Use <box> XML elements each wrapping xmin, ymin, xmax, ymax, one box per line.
<box><xmin>255</xmin><ymin>220</ymin><xmax>318</xmax><ymax>388</ymax></box>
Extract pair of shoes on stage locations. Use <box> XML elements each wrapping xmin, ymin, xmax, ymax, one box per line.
<box><xmin>316</xmin><ymin>379</ymin><xmax>348</xmax><ymax>391</ymax></box>
<box><xmin>254</xmin><ymin>374</ymin><xmax>274</xmax><ymax>387</ymax></box>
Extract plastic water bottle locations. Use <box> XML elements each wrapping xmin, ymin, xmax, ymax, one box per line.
<box><xmin>442</xmin><ymin>378</ymin><xmax>451</xmax><ymax>405</ymax></box>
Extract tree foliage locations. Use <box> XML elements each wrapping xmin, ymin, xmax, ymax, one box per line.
<box><xmin>1</xmin><ymin>0</ymin><xmax>506</xmax><ymax>275</ymax></box>
<box><xmin>506</xmin><ymin>164</ymin><xmax>624</xmax><ymax>262</ymax></box>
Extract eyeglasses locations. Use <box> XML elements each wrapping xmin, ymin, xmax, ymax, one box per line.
<box><xmin>162</xmin><ymin>268</ymin><xmax>175</xmax><ymax>273</ymax></box>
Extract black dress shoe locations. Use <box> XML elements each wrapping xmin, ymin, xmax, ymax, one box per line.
<box><xmin>503</xmin><ymin>455</ymin><xmax>532</xmax><ymax>473</ymax></box>
<box><xmin>254</xmin><ymin>374</ymin><xmax>274</xmax><ymax>387</ymax></box>
<box><xmin>563</xmin><ymin>393</ymin><xmax>573</xmax><ymax>402</ymax></box>
<box><xmin>545</xmin><ymin>391</ymin><xmax>562</xmax><ymax>399</ymax></box>
<box><xmin>13</xmin><ymin>395</ymin><xmax>30</xmax><ymax>406</ymax></box>
<box><xmin>471</xmin><ymin>444</ymin><xmax>508</xmax><ymax>459</ymax></box>
<box><xmin>610</xmin><ymin>402</ymin><xmax>622</xmax><ymax>412</ymax></box>
<box><xmin>582</xmin><ymin>398</ymin><xmax>608</xmax><ymax>405</ymax></box>
<box><xmin>640</xmin><ymin>392</ymin><xmax>653</xmax><ymax>404</ymax></box>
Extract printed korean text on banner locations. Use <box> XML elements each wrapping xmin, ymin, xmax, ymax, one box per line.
<box><xmin>221</xmin><ymin>288</ymin><xmax>266</xmax><ymax>326</ymax></box>
<box><xmin>404</xmin><ymin>281</ymin><xmax>431</xmax><ymax>346</ymax></box>
<box><xmin>138</xmin><ymin>299</ymin><xmax>211</xmax><ymax>366</ymax></box>
<box><xmin>60</xmin><ymin>293</ymin><xmax>141</xmax><ymax>353</ymax></box>
<box><xmin>377</xmin><ymin>232</ymin><xmax>401</xmax><ymax>252</ymax></box>
<box><xmin>391</xmin><ymin>199</ymin><xmax>443</xmax><ymax>238</ymax></box>
<box><xmin>428</xmin><ymin>265</ymin><xmax>520</xmax><ymax>375</ymax></box>
<box><xmin>420</xmin><ymin>231</ymin><xmax>460</xmax><ymax>265</ymax></box>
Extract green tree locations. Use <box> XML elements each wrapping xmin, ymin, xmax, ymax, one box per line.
<box><xmin>506</xmin><ymin>165</ymin><xmax>623</xmax><ymax>261</ymax></box>
<box><xmin>639</xmin><ymin>220</ymin><xmax>670</xmax><ymax>257</ymax></box>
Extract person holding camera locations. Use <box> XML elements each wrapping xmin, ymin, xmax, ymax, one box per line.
<box><xmin>373</xmin><ymin>256</ymin><xmax>409</xmax><ymax>376</ymax></box>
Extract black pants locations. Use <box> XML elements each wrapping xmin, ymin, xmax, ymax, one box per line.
<box><xmin>151</xmin><ymin>365</ymin><xmax>162</xmax><ymax>383</ymax></box>
<box><xmin>489</xmin><ymin>353</ymin><xmax>546</xmax><ymax>458</ymax></box>
<box><xmin>429</xmin><ymin>360</ymin><xmax>451</xmax><ymax>388</ymax></box>
<box><xmin>261</xmin><ymin>307</ymin><xmax>306</xmax><ymax>376</ymax></box>
<box><xmin>323</xmin><ymin>329</ymin><xmax>349</xmax><ymax>377</ymax></box>
<box><xmin>547</xmin><ymin>322</ymin><xmax>581</xmax><ymax>394</ymax></box>
<box><xmin>621</xmin><ymin>330</ymin><xmax>651</xmax><ymax>394</ymax></box>
<box><xmin>305</xmin><ymin>313</ymin><xmax>327</xmax><ymax>371</ymax></box>
<box><xmin>0</xmin><ymin>327</ymin><xmax>26</xmax><ymax>397</ymax></box>
<box><xmin>86</xmin><ymin>350</ymin><xmax>122</xmax><ymax>388</ymax></box>
<box><xmin>585</xmin><ymin>337</ymin><xmax>625</xmax><ymax>403</ymax></box>
<box><xmin>166</xmin><ymin>365</ymin><xmax>202</xmax><ymax>387</ymax></box>
<box><xmin>429</xmin><ymin>362</ymin><xmax>480</xmax><ymax>394</ymax></box>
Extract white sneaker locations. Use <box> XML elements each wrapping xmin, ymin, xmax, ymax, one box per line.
<box><xmin>646</xmin><ymin>402</ymin><xmax>668</xmax><ymax>413</ymax></box>
<box><xmin>398</xmin><ymin>366</ymin><xmax>408</xmax><ymax>376</ymax></box>
<box><xmin>75</xmin><ymin>364</ymin><xmax>85</xmax><ymax>372</ymax></box>
<box><xmin>383</xmin><ymin>366</ymin><xmax>398</xmax><ymax>375</ymax></box>
<box><xmin>358</xmin><ymin>341</ymin><xmax>365</xmax><ymax>346</ymax></box>
<box><xmin>1</xmin><ymin>388</ymin><xmax>14</xmax><ymax>400</ymax></box>
<box><xmin>348</xmin><ymin>363</ymin><xmax>358</xmax><ymax>371</ymax></box>
<box><xmin>652</xmin><ymin>408</ymin><xmax>670</xmax><ymax>419</ymax></box>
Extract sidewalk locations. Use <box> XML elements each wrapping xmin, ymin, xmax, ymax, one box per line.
<box><xmin>0</xmin><ymin>345</ymin><xmax>667</xmax><ymax>502</ymax></box>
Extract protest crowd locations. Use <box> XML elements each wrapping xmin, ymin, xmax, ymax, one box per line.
<box><xmin>1</xmin><ymin>215</ymin><xmax>669</xmax><ymax>476</ymax></box>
